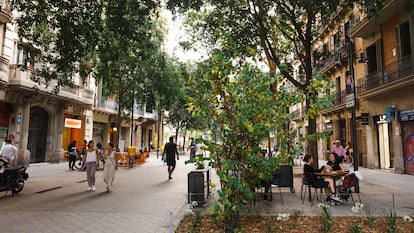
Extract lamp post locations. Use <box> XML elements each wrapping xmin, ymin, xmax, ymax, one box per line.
<box><xmin>348</xmin><ymin>38</ymin><xmax>359</xmax><ymax>193</ymax></box>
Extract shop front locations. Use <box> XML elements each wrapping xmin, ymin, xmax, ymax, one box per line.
<box><xmin>399</xmin><ymin>109</ymin><xmax>414</xmax><ymax>175</ymax></box>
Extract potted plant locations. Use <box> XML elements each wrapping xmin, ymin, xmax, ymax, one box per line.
<box><xmin>185</xmin><ymin>156</ymin><xmax>210</xmax><ymax>169</ymax></box>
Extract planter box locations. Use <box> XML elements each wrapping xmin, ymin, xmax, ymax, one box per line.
<box><xmin>187</xmin><ymin>168</ymin><xmax>210</xmax><ymax>205</ymax></box>
<box><xmin>271</xmin><ymin>165</ymin><xmax>295</xmax><ymax>193</ymax></box>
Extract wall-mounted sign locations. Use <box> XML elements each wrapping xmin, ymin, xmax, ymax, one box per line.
<box><xmin>399</xmin><ymin>109</ymin><xmax>414</xmax><ymax>122</ymax></box>
<box><xmin>361</xmin><ymin>113</ymin><xmax>369</xmax><ymax>125</ymax></box>
<box><xmin>385</xmin><ymin>107</ymin><xmax>396</xmax><ymax>121</ymax></box>
<box><xmin>64</xmin><ymin>118</ymin><xmax>81</xmax><ymax>129</ymax></box>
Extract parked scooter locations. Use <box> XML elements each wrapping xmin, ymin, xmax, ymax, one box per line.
<box><xmin>0</xmin><ymin>161</ymin><xmax>29</xmax><ymax>195</ymax></box>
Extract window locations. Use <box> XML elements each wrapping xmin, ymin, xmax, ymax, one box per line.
<box><xmin>15</xmin><ymin>44</ymin><xmax>33</xmax><ymax>69</ymax></box>
<box><xmin>366</xmin><ymin>44</ymin><xmax>378</xmax><ymax>73</ymax></box>
<box><xmin>344</xmin><ymin>21</ymin><xmax>350</xmax><ymax>41</ymax></box>
<box><xmin>398</xmin><ymin>21</ymin><xmax>411</xmax><ymax>58</ymax></box>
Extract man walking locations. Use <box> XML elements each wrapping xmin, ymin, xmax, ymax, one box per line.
<box><xmin>162</xmin><ymin>136</ymin><xmax>179</xmax><ymax>180</ymax></box>
<box><xmin>332</xmin><ymin>139</ymin><xmax>346</xmax><ymax>163</ymax></box>
<box><xmin>68</xmin><ymin>140</ymin><xmax>77</xmax><ymax>170</ymax></box>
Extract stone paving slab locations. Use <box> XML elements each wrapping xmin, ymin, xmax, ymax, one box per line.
<box><xmin>1</xmin><ymin>154</ymin><xmax>414</xmax><ymax>233</ymax></box>
<box><xmin>0</xmin><ymin>153</ymin><xmax>192</xmax><ymax>233</ymax></box>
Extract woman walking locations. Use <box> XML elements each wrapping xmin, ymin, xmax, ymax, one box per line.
<box><xmin>83</xmin><ymin>140</ymin><xmax>100</xmax><ymax>191</ymax></box>
<box><xmin>103</xmin><ymin>142</ymin><xmax>117</xmax><ymax>192</ymax></box>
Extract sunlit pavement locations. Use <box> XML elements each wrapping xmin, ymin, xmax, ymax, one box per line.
<box><xmin>0</xmin><ymin>153</ymin><xmax>195</xmax><ymax>233</ymax></box>
<box><xmin>245</xmin><ymin>160</ymin><xmax>414</xmax><ymax>217</ymax></box>
<box><xmin>1</xmin><ymin>155</ymin><xmax>413</xmax><ymax>233</ymax></box>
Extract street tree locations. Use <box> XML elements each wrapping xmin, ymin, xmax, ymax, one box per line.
<box><xmin>186</xmin><ymin>46</ymin><xmax>332</xmax><ymax>231</ymax></box>
<box><xmin>94</xmin><ymin>0</ymin><xmax>164</xmax><ymax>148</ymax></box>
<box><xmin>9</xmin><ymin>0</ymin><xmax>103</xmax><ymax>92</ymax></box>
<box><xmin>166</xmin><ymin>0</ymin><xmax>384</xmax><ymax>167</ymax></box>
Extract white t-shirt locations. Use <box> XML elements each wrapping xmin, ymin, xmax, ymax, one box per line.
<box><xmin>196</xmin><ymin>143</ymin><xmax>204</xmax><ymax>155</ymax></box>
<box><xmin>85</xmin><ymin>150</ymin><xmax>97</xmax><ymax>163</ymax></box>
<box><xmin>0</xmin><ymin>143</ymin><xmax>18</xmax><ymax>161</ymax></box>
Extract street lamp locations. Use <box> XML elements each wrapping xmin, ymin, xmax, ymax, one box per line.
<box><xmin>348</xmin><ymin>38</ymin><xmax>359</xmax><ymax>193</ymax></box>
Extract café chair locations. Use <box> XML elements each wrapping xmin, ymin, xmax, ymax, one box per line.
<box><xmin>304</xmin><ymin>172</ymin><xmax>329</xmax><ymax>206</ymax></box>
<box><xmin>301</xmin><ymin>174</ymin><xmax>312</xmax><ymax>204</ymax></box>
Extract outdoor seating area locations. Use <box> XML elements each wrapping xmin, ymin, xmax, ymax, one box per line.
<box><xmin>254</xmin><ymin>165</ymin><xmax>296</xmax><ymax>205</ymax></box>
<box><xmin>115</xmin><ymin>152</ymin><xmax>148</xmax><ymax>167</ymax></box>
<box><xmin>251</xmin><ymin>162</ymin><xmax>364</xmax><ymax>209</ymax></box>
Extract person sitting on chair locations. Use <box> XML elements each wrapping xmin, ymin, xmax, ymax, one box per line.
<box><xmin>303</xmin><ymin>154</ymin><xmax>340</xmax><ymax>202</ymax></box>
<box><xmin>325</xmin><ymin>152</ymin><xmax>345</xmax><ymax>173</ymax></box>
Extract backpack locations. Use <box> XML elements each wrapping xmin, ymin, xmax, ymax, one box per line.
<box><xmin>190</xmin><ymin>145</ymin><xmax>196</xmax><ymax>153</ymax></box>
<box><xmin>342</xmin><ymin>173</ymin><xmax>357</xmax><ymax>189</ymax></box>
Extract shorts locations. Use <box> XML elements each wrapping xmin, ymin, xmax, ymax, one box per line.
<box><xmin>166</xmin><ymin>158</ymin><xmax>176</xmax><ymax>166</ymax></box>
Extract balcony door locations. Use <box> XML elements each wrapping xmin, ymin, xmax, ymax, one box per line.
<box><xmin>366</xmin><ymin>40</ymin><xmax>383</xmax><ymax>89</ymax></box>
<box><xmin>396</xmin><ymin>20</ymin><xmax>412</xmax><ymax>77</ymax></box>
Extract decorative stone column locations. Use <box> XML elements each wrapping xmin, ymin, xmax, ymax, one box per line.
<box><xmin>52</xmin><ymin>103</ymin><xmax>65</xmax><ymax>162</ymax></box>
<box><xmin>18</xmin><ymin>100</ymin><xmax>31</xmax><ymax>164</ymax></box>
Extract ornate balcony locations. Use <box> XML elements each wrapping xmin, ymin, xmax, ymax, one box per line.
<box><xmin>8</xmin><ymin>66</ymin><xmax>94</xmax><ymax>106</ymax></box>
<box><xmin>0</xmin><ymin>0</ymin><xmax>12</xmax><ymax>24</ymax></box>
<box><xmin>0</xmin><ymin>55</ymin><xmax>9</xmax><ymax>85</ymax></box>
<box><xmin>357</xmin><ymin>55</ymin><xmax>414</xmax><ymax>96</ymax></box>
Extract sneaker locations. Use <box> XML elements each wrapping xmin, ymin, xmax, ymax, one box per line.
<box><xmin>330</xmin><ymin>194</ymin><xmax>341</xmax><ymax>202</ymax></box>
<box><xmin>87</xmin><ymin>186</ymin><xmax>92</xmax><ymax>191</ymax></box>
<box><xmin>92</xmin><ymin>185</ymin><xmax>96</xmax><ymax>191</ymax></box>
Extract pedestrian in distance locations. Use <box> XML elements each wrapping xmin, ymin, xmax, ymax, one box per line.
<box><xmin>0</xmin><ymin>138</ymin><xmax>17</xmax><ymax>167</ymax></box>
<box><xmin>345</xmin><ymin>141</ymin><xmax>354</xmax><ymax>165</ymax></box>
<box><xmin>67</xmin><ymin>140</ymin><xmax>77</xmax><ymax>170</ymax></box>
<box><xmin>103</xmin><ymin>142</ymin><xmax>117</xmax><ymax>193</ymax></box>
<box><xmin>195</xmin><ymin>139</ymin><xmax>205</xmax><ymax>158</ymax></box>
<box><xmin>162</xmin><ymin>136</ymin><xmax>179</xmax><ymax>180</ymax></box>
<box><xmin>82</xmin><ymin>140</ymin><xmax>100</xmax><ymax>191</ymax></box>
<box><xmin>188</xmin><ymin>142</ymin><xmax>196</xmax><ymax>160</ymax></box>
<box><xmin>331</xmin><ymin>139</ymin><xmax>346</xmax><ymax>163</ymax></box>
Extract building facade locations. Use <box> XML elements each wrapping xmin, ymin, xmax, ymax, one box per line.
<box><xmin>0</xmin><ymin>2</ymin><xmax>162</xmax><ymax>164</ymax></box>
<box><xmin>292</xmin><ymin>0</ymin><xmax>414</xmax><ymax>176</ymax></box>
<box><xmin>351</xmin><ymin>0</ymin><xmax>414</xmax><ymax>174</ymax></box>
<box><xmin>0</xmin><ymin>1</ymin><xmax>95</xmax><ymax>164</ymax></box>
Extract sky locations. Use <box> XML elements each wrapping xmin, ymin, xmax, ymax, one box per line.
<box><xmin>161</xmin><ymin>8</ymin><xmax>205</xmax><ymax>62</ymax></box>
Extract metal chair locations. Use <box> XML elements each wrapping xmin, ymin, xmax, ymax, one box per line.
<box><xmin>304</xmin><ymin>172</ymin><xmax>329</xmax><ymax>206</ymax></box>
<box><xmin>301</xmin><ymin>174</ymin><xmax>312</xmax><ymax>204</ymax></box>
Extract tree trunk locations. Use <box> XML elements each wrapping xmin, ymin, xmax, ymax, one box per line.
<box><xmin>183</xmin><ymin>128</ymin><xmax>187</xmax><ymax>151</ymax></box>
<box><xmin>306</xmin><ymin>94</ymin><xmax>319</xmax><ymax>169</ymax></box>
<box><xmin>116</xmin><ymin>76</ymin><xmax>123</xmax><ymax>151</ymax></box>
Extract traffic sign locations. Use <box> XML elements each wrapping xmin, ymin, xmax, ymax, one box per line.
<box><xmin>345</xmin><ymin>94</ymin><xmax>355</xmax><ymax>108</ymax></box>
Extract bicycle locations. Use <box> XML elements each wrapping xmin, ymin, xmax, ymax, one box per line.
<box><xmin>73</xmin><ymin>154</ymin><xmax>84</xmax><ymax>170</ymax></box>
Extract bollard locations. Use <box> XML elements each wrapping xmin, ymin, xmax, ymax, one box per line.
<box><xmin>168</xmin><ymin>211</ymin><xmax>173</xmax><ymax>233</ymax></box>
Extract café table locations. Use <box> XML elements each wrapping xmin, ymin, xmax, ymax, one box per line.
<box><xmin>314</xmin><ymin>171</ymin><xmax>347</xmax><ymax>195</ymax></box>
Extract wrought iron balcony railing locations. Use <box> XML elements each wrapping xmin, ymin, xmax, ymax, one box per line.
<box><xmin>358</xmin><ymin>55</ymin><xmax>414</xmax><ymax>93</ymax></box>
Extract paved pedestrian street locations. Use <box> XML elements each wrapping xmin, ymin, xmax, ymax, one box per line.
<box><xmin>1</xmin><ymin>154</ymin><xmax>414</xmax><ymax>233</ymax></box>
<box><xmin>0</xmin><ymin>154</ymin><xmax>195</xmax><ymax>233</ymax></box>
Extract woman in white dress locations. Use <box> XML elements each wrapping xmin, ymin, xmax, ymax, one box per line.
<box><xmin>103</xmin><ymin>142</ymin><xmax>117</xmax><ymax>192</ymax></box>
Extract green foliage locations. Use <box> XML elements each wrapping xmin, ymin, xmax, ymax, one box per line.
<box><xmin>364</xmin><ymin>203</ymin><xmax>376</xmax><ymax>228</ymax></box>
<box><xmin>350</xmin><ymin>224</ymin><xmax>362</xmax><ymax>233</ymax></box>
<box><xmin>11</xmin><ymin>0</ymin><xmax>183</xmax><ymax>114</ymax></box>
<box><xmin>188</xmin><ymin>210</ymin><xmax>202</xmax><ymax>233</ymax></box>
<box><xmin>10</xmin><ymin>0</ymin><xmax>103</xmax><ymax>90</ymax></box>
<box><xmin>385</xmin><ymin>194</ymin><xmax>399</xmax><ymax>233</ymax></box>
<box><xmin>318</xmin><ymin>203</ymin><xmax>333</xmax><ymax>233</ymax></box>
<box><xmin>185</xmin><ymin>28</ymin><xmax>334</xmax><ymax>229</ymax></box>
<box><xmin>185</xmin><ymin>155</ymin><xmax>209</xmax><ymax>169</ymax></box>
